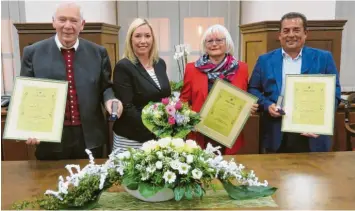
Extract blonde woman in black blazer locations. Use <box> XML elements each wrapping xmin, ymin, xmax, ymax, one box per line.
<box><xmin>112</xmin><ymin>18</ymin><xmax>171</xmax><ymax>153</ymax></box>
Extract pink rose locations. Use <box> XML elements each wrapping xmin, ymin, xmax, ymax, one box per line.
<box><xmin>175</xmin><ymin>101</ymin><xmax>183</xmax><ymax>110</ymax></box>
<box><xmin>161</xmin><ymin>98</ymin><xmax>169</xmax><ymax>105</ymax></box>
<box><xmin>168</xmin><ymin>116</ymin><xmax>176</xmax><ymax>125</ymax></box>
<box><xmin>165</xmin><ymin>105</ymin><xmax>176</xmax><ymax>116</ymax></box>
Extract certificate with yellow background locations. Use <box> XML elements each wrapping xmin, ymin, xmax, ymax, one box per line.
<box><xmin>195</xmin><ymin>79</ymin><xmax>258</xmax><ymax>148</ymax></box>
<box><xmin>3</xmin><ymin>77</ymin><xmax>68</xmax><ymax>142</ymax></box>
<box><xmin>281</xmin><ymin>74</ymin><xmax>336</xmax><ymax>135</ymax></box>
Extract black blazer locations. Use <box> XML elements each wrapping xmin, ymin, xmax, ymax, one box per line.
<box><xmin>112</xmin><ymin>58</ymin><xmax>171</xmax><ymax>142</ymax></box>
<box><xmin>20</xmin><ymin>36</ymin><xmax>114</xmax><ymax>151</ymax></box>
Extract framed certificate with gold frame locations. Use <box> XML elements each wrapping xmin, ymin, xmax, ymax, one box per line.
<box><xmin>281</xmin><ymin>74</ymin><xmax>336</xmax><ymax>135</ymax></box>
<box><xmin>195</xmin><ymin>79</ymin><xmax>258</xmax><ymax>148</ymax></box>
<box><xmin>3</xmin><ymin>77</ymin><xmax>68</xmax><ymax>142</ymax></box>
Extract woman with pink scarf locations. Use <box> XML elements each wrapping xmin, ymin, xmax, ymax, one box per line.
<box><xmin>180</xmin><ymin>24</ymin><xmax>258</xmax><ymax>155</ymax></box>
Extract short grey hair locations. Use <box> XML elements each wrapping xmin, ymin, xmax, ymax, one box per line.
<box><xmin>200</xmin><ymin>24</ymin><xmax>235</xmax><ymax>56</ymax></box>
<box><xmin>52</xmin><ymin>2</ymin><xmax>84</xmax><ymax>21</ymax></box>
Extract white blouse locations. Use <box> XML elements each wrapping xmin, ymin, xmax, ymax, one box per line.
<box><xmin>146</xmin><ymin>68</ymin><xmax>161</xmax><ymax>89</ymax></box>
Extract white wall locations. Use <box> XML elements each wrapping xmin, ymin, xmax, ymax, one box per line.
<box><xmin>241</xmin><ymin>1</ymin><xmax>336</xmax><ymax>24</ymax></box>
<box><xmin>336</xmin><ymin>1</ymin><xmax>355</xmax><ymax>92</ymax></box>
<box><xmin>24</xmin><ymin>1</ymin><xmax>117</xmax><ymax>24</ymax></box>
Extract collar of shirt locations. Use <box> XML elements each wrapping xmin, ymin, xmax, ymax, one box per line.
<box><xmin>55</xmin><ymin>34</ymin><xmax>79</xmax><ymax>51</ymax></box>
<box><xmin>282</xmin><ymin>48</ymin><xmax>303</xmax><ymax>60</ymax></box>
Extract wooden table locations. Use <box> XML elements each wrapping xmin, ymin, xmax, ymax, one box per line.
<box><xmin>2</xmin><ymin>152</ymin><xmax>355</xmax><ymax>210</ymax></box>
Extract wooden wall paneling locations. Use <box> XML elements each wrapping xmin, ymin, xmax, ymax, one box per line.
<box><xmin>238</xmin><ymin>115</ymin><xmax>260</xmax><ymax>154</ymax></box>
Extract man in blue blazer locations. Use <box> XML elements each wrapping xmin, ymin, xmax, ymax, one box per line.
<box><xmin>248</xmin><ymin>12</ymin><xmax>341</xmax><ymax>153</ymax></box>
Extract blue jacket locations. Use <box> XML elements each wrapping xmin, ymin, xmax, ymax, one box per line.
<box><xmin>248</xmin><ymin>46</ymin><xmax>341</xmax><ymax>152</ymax></box>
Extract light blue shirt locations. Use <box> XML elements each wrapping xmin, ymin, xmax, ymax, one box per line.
<box><xmin>281</xmin><ymin>48</ymin><xmax>302</xmax><ymax>96</ymax></box>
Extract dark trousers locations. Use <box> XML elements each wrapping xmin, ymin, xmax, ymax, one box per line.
<box><xmin>35</xmin><ymin>126</ymin><xmax>103</xmax><ymax>160</ymax></box>
<box><xmin>276</xmin><ymin>132</ymin><xmax>310</xmax><ymax>153</ymax></box>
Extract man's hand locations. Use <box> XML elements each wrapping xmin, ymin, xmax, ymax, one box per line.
<box><xmin>300</xmin><ymin>133</ymin><xmax>319</xmax><ymax>138</ymax></box>
<box><xmin>268</xmin><ymin>103</ymin><xmax>281</xmax><ymax>118</ymax></box>
<box><xmin>25</xmin><ymin>138</ymin><xmax>40</xmax><ymax>145</ymax></box>
<box><xmin>250</xmin><ymin>103</ymin><xmax>259</xmax><ymax>114</ymax></box>
<box><xmin>105</xmin><ymin>99</ymin><xmax>123</xmax><ymax>118</ymax></box>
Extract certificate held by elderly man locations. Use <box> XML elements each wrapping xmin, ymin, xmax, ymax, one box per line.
<box><xmin>281</xmin><ymin>74</ymin><xmax>336</xmax><ymax>135</ymax></box>
<box><xmin>3</xmin><ymin>77</ymin><xmax>68</xmax><ymax>142</ymax></box>
<box><xmin>195</xmin><ymin>79</ymin><xmax>258</xmax><ymax>148</ymax></box>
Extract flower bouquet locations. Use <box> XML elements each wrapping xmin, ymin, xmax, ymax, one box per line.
<box><xmin>141</xmin><ymin>96</ymin><xmax>200</xmax><ymax>139</ymax></box>
<box><xmin>117</xmin><ymin>138</ymin><xmax>277</xmax><ymax>202</ymax></box>
<box><xmin>14</xmin><ymin>138</ymin><xmax>276</xmax><ymax>210</ymax></box>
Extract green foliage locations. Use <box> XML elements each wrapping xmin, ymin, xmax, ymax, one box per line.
<box><xmin>122</xmin><ymin>176</ymin><xmax>139</xmax><ymax>190</ymax></box>
<box><xmin>170</xmin><ymin>80</ymin><xmax>184</xmax><ymax>92</ymax></box>
<box><xmin>12</xmin><ymin>167</ymin><xmax>122</xmax><ymax>210</ymax></box>
<box><xmin>221</xmin><ymin>180</ymin><xmax>277</xmax><ymax>200</ymax></box>
<box><xmin>192</xmin><ymin>183</ymin><xmax>204</xmax><ymax>198</ymax></box>
<box><xmin>12</xmin><ymin>138</ymin><xmax>277</xmax><ymax>210</ymax></box>
<box><xmin>184</xmin><ymin>186</ymin><xmax>193</xmax><ymax>200</ymax></box>
<box><xmin>174</xmin><ymin>186</ymin><xmax>185</xmax><ymax>201</ymax></box>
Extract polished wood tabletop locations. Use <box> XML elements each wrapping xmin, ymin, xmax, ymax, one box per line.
<box><xmin>2</xmin><ymin>152</ymin><xmax>355</xmax><ymax>210</ymax></box>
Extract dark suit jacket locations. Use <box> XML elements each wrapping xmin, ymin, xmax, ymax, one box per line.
<box><xmin>112</xmin><ymin>58</ymin><xmax>171</xmax><ymax>142</ymax></box>
<box><xmin>20</xmin><ymin>36</ymin><xmax>114</xmax><ymax>151</ymax></box>
<box><xmin>248</xmin><ymin>46</ymin><xmax>341</xmax><ymax>152</ymax></box>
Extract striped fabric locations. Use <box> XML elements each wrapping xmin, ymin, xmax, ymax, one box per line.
<box><xmin>113</xmin><ymin>132</ymin><xmax>143</xmax><ymax>153</ymax></box>
<box><xmin>146</xmin><ymin>68</ymin><xmax>161</xmax><ymax>89</ymax></box>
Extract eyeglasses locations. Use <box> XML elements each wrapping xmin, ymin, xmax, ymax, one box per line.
<box><xmin>205</xmin><ymin>38</ymin><xmax>226</xmax><ymax>45</ymax></box>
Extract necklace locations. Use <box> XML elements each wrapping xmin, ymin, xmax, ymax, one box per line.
<box><xmin>143</xmin><ymin>63</ymin><xmax>152</xmax><ymax>68</ymax></box>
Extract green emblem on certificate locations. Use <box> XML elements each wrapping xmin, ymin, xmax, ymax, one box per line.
<box><xmin>282</xmin><ymin>74</ymin><xmax>336</xmax><ymax>135</ymax></box>
<box><xmin>196</xmin><ymin>79</ymin><xmax>257</xmax><ymax>148</ymax></box>
<box><xmin>3</xmin><ymin>77</ymin><xmax>68</xmax><ymax>143</ymax></box>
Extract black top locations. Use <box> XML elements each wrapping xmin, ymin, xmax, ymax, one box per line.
<box><xmin>112</xmin><ymin>58</ymin><xmax>171</xmax><ymax>142</ymax></box>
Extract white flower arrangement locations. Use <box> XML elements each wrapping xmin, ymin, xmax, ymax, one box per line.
<box><xmin>170</xmin><ymin>44</ymin><xmax>191</xmax><ymax>93</ymax></box>
<box><xmin>14</xmin><ymin>138</ymin><xmax>276</xmax><ymax>210</ymax></box>
<box><xmin>174</xmin><ymin>44</ymin><xmax>191</xmax><ymax>81</ymax></box>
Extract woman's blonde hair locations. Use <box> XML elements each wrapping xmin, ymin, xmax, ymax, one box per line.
<box><xmin>200</xmin><ymin>24</ymin><xmax>235</xmax><ymax>56</ymax></box>
<box><xmin>123</xmin><ymin>18</ymin><xmax>159</xmax><ymax>65</ymax></box>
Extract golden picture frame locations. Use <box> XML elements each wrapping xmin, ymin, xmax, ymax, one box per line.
<box><xmin>195</xmin><ymin>79</ymin><xmax>258</xmax><ymax>148</ymax></box>
<box><xmin>281</xmin><ymin>74</ymin><xmax>336</xmax><ymax>135</ymax></box>
<box><xmin>3</xmin><ymin>77</ymin><xmax>68</xmax><ymax>142</ymax></box>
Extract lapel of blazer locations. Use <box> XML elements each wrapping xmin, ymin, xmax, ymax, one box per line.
<box><xmin>271</xmin><ymin>48</ymin><xmax>283</xmax><ymax>95</ymax></box>
<box><xmin>135</xmin><ymin>60</ymin><xmax>161</xmax><ymax>91</ymax></box>
<box><xmin>49</xmin><ymin>37</ymin><xmax>67</xmax><ymax>80</ymax></box>
<box><xmin>73</xmin><ymin>43</ymin><xmax>87</xmax><ymax>87</ymax></box>
<box><xmin>301</xmin><ymin>46</ymin><xmax>314</xmax><ymax>74</ymax></box>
